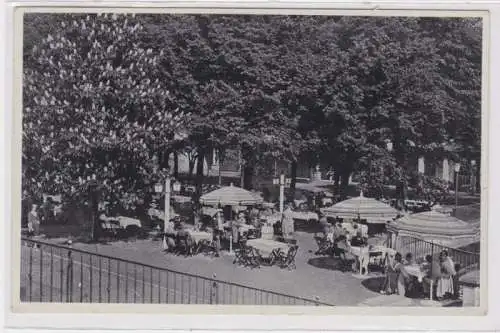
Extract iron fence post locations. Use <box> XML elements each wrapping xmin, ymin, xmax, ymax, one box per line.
<box><xmin>66</xmin><ymin>248</ymin><xmax>73</xmax><ymax>303</ymax></box>
<box><xmin>28</xmin><ymin>245</ymin><xmax>33</xmax><ymax>302</ymax></box>
<box><xmin>50</xmin><ymin>246</ymin><xmax>54</xmax><ymax>302</ymax></box>
<box><xmin>210</xmin><ymin>273</ymin><xmax>218</xmax><ymax>305</ymax></box>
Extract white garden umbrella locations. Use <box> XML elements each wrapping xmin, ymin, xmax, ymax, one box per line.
<box><xmin>200</xmin><ymin>183</ymin><xmax>264</xmax><ymax>206</ymax></box>
<box><xmin>321</xmin><ymin>192</ymin><xmax>400</xmax><ymax>224</ymax></box>
<box><xmin>387</xmin><ymin>210</ymin><xmax>480</xmax><ymax>247</ymax></box>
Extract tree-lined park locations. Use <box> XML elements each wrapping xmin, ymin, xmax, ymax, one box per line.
<box><xmin>22</xmin><ymin>14</ymin><xmax>482</xmax><ymax>218</ymax></box>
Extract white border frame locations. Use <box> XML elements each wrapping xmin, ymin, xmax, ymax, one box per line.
<box><xmin>2</xmin><ymin>1</ymin><xmax>499</xmax><ymax>331</ymax></box>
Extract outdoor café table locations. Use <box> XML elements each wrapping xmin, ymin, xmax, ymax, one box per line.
<box><xmin>349</xmin><ymin>245</ymin><xmax>388</xmax><ymax>274</ymax></box>
<box><xmin>188</xmin><ymin>231</ymin><xmax>213</xmax><ymax>244</ymax></box>
<box><xmin>404</xmin><ymin>264</ymin><xmax>426</xmax><ymax>282</ymax></box>
<box><xmin>116</xmin><ymin>216</ymin><xmax>142</xmax><ymax>228</ymax></box>
<box><xmin>246</xmin><ymin>239</ymin><xmax>291</xmax><ymax>257</ymax></box>
<box><xmin>289</xmin><ymin>211</ymin><xmax>319</xmax><ymax>222</ymax></box>
<box><xmin>222</xmin><ymin>222</ymin><xmax>255</xmax><ymax>234</ymax></box>
<box><xmin>404</xmin><ymin>264</ymin><xmax>434</xmax><ymax>300</ymax></box>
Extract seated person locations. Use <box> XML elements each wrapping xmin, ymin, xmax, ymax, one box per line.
<box><xmin>325</xmin><ymin>226</ymin><xmax>335</xmax><ymax>244</ymax></box>
<box><xmin>176</xmin><ymin>225</ymin><xmax>194</xmax><ymax>255</ymax></box>
<box><xmin>173</xmin><ymin>216</ymin><xmax>183</xmax><ymax>230</ymax></box>
<box><xmin>318</xmin><ymin>216</ymin><xmax>330</xmax><ymax>237</ymax></box>
<box><xmin>421</xmin><ymin>255</ymin><xmax>435</xmax><ymax>299</ymax></box>
<box><xmin>350</xmin><ymin>231</ymin><xmax>366</xmax><ymax>247</ymax></box>
<box><xmin>404</xmin><ymin>253</ymin><xmax>415</xmax><ymax>266</ymax></box>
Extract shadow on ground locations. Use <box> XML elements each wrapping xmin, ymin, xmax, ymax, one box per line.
<box><xmin>361</xmin><ymin>276</ymin><xmax>385</xmax><ymax>293</ymax></box>
<box><xmin>294</xmin><ymin>221</ymin><xmax>323</xmax><ymax>235</ymax></box>
<box><xmin>307</xmin><ymin>256</ymin><xmax>344</xmax><ymax>271</ymax></box>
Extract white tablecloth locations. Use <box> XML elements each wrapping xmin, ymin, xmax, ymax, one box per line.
<box><xmin>188</xmin><ymin>231</ymin><xmax>213</xmax><ymax>243</ymax></box>
<box><xmin>222</xmin><ymin>223</ymin><xmax>255</xmax><ymax>232</ymax></box>
<box><xmin>116</xmin><ymin>216</ymin><xmax>142</xmax><ymax>228</ymax></box>
<box><xmin>246</xmin><ymin>239</ymin><xmax>290</xmax><ymax>257</ymax></box>
<box><xmin>349</xmin><ymin>245</ymin><xmax>389</xmax><ymax>274</ymax></box>
<box><xmin>290</xmin><ymin>211</ymin><xmax>319</xmax><ymax>221</ymax></box>
<box><xmin>405</xmin><ymin>264</ymin><xmax>426</xmax><ymax>282</ymax></box>
<box><xmin>341</xmin><ymin>222</ymin><xmax>368</xmax><ymax>238</ymax></box>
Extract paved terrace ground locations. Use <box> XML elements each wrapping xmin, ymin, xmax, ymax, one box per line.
<box><xmin>23</xmin><ymin>228</ymin><xmax>391</xmax><ymax>306</ymax></box>
<box><xmin>21</xmin><ymin>225</ymin><xmax>457</xmax><ymax>307</ymax></box>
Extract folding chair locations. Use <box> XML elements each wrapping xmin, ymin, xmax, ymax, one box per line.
<box><xmin>276</xmin><ymin>245</ymin><xmax>299</xmax><ymax>270</ymax></box>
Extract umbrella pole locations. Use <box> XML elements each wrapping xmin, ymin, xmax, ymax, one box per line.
<box><xmin>229</xmin><ymin>205</ymin><xmax>233</xmax><ymax>254</ymax></box>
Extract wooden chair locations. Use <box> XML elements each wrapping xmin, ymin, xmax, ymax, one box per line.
<box><xmin>233</xmin><ymin>240</ymin><xmax>261</xmax><ymax>268</ymax></box>
<box><xmin>276</xmin><ymin>245</ymin><xmax>299</xmax><ymax>270</ymax></box>
<box><xmin>314</xmin><ymin>236</ymin><xmax>334</xmax><ymax>256</ymax></box>
<box><xmin>176</xmin><ymin>232</ymin><xmax>194</xmax><ymax>256</ymax></box>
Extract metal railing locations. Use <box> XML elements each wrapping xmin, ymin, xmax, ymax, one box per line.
<box><xmin>20</xmin><ymin>237</ymin><xmax>333</xmax><ymax>306</ymax></box>
<box><xmin>394</xmin><ymin>235</ymin><xmax>480</xmax><ymax>275</ymax></box>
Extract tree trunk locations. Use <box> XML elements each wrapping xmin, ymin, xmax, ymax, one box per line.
<box><xmin>195</xmin><ymin>150</ymin><xmax>205</xmax><ymax>198</ymax></box>
<box><xmin>193</xmin><ymin>150</ymin><xmax>205</xmax><ymax>226</ymax></box>
<box><xmin>241</xmin><ymin>145</ymin><xmax>255</xmax><ymax>190</ymax></box>
<box><xmin>339</xmin><ymin>170</ymin><xmax>351</xmax><ymax>200</ymax></box>
<box><xmin>159</xmin><ymin>150</ymin><xmax>170</xmax><ymax>171</ymax></box>
<box><xmin>243</xmin><ymin>165</ymin><xmax>254</xmax><ymax>190</ymax></box>
<box><xmin>188</xmin><ymin>153</ymin><xmax>196</xmax><ymax>179</ymax></box>
<box><xmin>289</xmin><ymin>160</ymin><xmax>298</xmax><ymax>201</ymax></box>
<box><xmin>395</xmin><ymin>180</ymin><xmax>408</xmax><ymax>211</ymax></box>
<box><xmin>173</xmin><ymin>152</ymin><xmax>179</xmax><ymax>179</ymax></box>
<box><xmin>334</xmin><ymin>170</ymin><xmax>340</xmax><ymax>196</ymax></box>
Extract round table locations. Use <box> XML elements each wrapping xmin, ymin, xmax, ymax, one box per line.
<box><xmin>246</xmin><ymin>239</ymin><xmax>291</xmax><ymax>257</ymax></box>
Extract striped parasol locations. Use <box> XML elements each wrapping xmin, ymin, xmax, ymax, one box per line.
<box><xmin>321</xmin><ymin>192</ymin><xmax>400</xmax><ymax>224</ymax></box>
<box><xmin>200</xmin><ymin>184</ymin><xmax>264</xmax><ymax>206</ymax></box>
<box><xmin>387</xmin><ymin>210</ymin><xmax>480</xmax><ymax>247</ymax></box>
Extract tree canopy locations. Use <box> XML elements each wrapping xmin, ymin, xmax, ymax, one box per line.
<box><xmin>23</xmin><ymin>13</ymin><xmax>482</xmax><ymax>210</ymax></box>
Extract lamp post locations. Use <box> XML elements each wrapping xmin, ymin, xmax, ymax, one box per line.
<box><xmin>155</xmin><ymin>175</ymin><xmax>171</xmax><ymax>251</ymax></box>
<box><xmin>454</xmin><ymin>163</ymin><xmax>461</xmax><ymax>209</ymax></box>
<box><xmin>273</xmin><ymin>174</ymin><xmax>286</xmax><ymax>215</ymax></box>
<box><xmin>470</xmin><ymin>160</ymin><xmax>476</xmax><ymax>195</ymax></box>
<box><xmin>87</xmin><ymin>175</ymin><xmax>99</xmax><ymax>242</ymax></box>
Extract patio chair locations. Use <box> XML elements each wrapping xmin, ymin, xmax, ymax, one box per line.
<box><xmin>276</xmin><ymin>245</ymin><xmax>299</xmax><ymax>270</ymax></box>
<box><xmin>333</xmin><ymin>243</ymin><xmax>356</xmax><ymax>272</ymax></box>
<box><xmin>233</xmin><ymin>241</ymin><xmax>261</xmax><ymax>268</ymax></box>
<box><xmin>247</xmin><ymin>228</ymin><xmax>261</xmax><ymax>239</ymax></box>
<box><xmin>314</xmin><ymin>236</ymin><xmax>333</xmax><ymax>256</ymax></box>
<box><xmin>176</xmin><ymin>232</ymin><xmax>194</xmax><ymax>256</ymax></box>
<box><xmin>196</xmin><ymin>237</ymin><xmax>220</xmax><ymax>257</ymax></box>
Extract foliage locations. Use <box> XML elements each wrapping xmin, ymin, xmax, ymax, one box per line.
<box><xmin>23</xmin><ymin>13</ymin><xmax>482</xmax><ymax>211</ymax></box>
<box><xmin>23</xmin><ymin>13</ymin><xmax>186</xmax><ymax>205</ymax></box>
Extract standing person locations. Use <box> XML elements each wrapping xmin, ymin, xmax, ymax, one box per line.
<box><xmin>436</xmin><ymin>250</ymin><xmax>457</xmax><ymax>300</ymax></box>
<box><xmin>212</xmin><ymin>210</ymin><xmax>223</xmax><ymax>257</ymax></box>
<box><xmin>164</xmin><ymin>217</ymin><xmax>177</xmax><ymax>252</ymax></box>
<box><xmin>282</xmin><ymin>204</ymin><xmax>294</xmax><ymax>237</ymax></box>
<box><xmin>28</xmin><ymin>204</ymin><xmax>40</xmax><ymax>236</ymax></box>
<box><xmin>421</xmin><ymin>255</ymin><xmax>435</xmax><ymax>299</ymax></box>
<box><xmin>394</xmin><ymin>252</ymin><xmax>410</xmax><ymax>296</ymax></box>
<box><xmin>381</xmin><ymin>251</ymin><xmax>398</xmax><ymax>295</ymax></box>
<box><xmin>318</xmin><ymin>215</ymin><xmax>330</xmax><ymax>238</ymax></box>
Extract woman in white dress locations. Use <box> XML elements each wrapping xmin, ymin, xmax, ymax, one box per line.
<box><xmin>436</xmin><ymin>250</ymin><xmax>456</xmax><ymax>300</ymax></box>
<box><xmin>281</xmin><ymin>205</ymin><xmax>294</xmax><ymax>237</ymax></box>
<box><xmin>27</xmin><ymin>204</ymin><xmax>40</xmax><ymax>236</ymax></box>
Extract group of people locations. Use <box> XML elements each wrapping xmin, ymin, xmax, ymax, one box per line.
<box><xmin>319</xmin><ymin>216</ymin><xmax>368</xmax><ymax>247</ymax></box>
<box><xmin>381</xmin><ymin>250</ymin><xmax>457</xmax><ymax>301</ymax></box>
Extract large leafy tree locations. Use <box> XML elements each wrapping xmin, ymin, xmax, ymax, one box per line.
<box><xmin>23</xmin><ymin>13</ymin><xmax>186</xmax><ymax>207</ymax></box>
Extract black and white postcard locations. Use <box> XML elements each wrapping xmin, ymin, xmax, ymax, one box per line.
<box><xmin>3</xmin><ymin>4</ymin><xmax>495</xmax><ymax>331</ymax></box>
